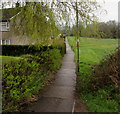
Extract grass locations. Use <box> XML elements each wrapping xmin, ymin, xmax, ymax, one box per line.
<box><xmin>0</xmin><ymin>56</ymin><xmax>21</xmax><ymax>64</ymax></box>
<box><xmin>68</xmin><ymin>37</ymin><xmax>118</xmax><ymax>64</ymax></box>
<box><xmin>68</xmin><ymin>37</ymin><xmax>119</xmax><ymax>112</ymax></box>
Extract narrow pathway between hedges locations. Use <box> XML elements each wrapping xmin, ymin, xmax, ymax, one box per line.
<box><xmin>25</xmin><ymin>39</ymin><xmax>77</xmax><ymax>112</ymax></box>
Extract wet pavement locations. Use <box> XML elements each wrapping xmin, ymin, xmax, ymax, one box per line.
<box><xmin>25</xmin><ymin>39</ymin><xmax>77</xmax><ymax>112</ymax></box>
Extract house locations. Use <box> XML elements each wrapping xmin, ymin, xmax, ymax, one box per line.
<box><xmin>0</xmin><ymin>9</ymin><xmax>10</xmax><ymax>45</ymax></box>
<box><xmin>0</xmin><ymin>8</ymin><xmax>31</xmax><ymax>45</ymax></box>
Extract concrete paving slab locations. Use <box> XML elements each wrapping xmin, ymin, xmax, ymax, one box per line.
<box><xmin>25</xmin><ymin>97</ymin><xmax>74</xmax><ymax>112</ymax></box>
<box><xmin>55</xmin><ymin>73</ymin><xmax>76</xmax><ymax>79</ymax></box>
<box><xmin>62</xmin><ymin>56</ymin><xmax>75</xmax><ymax>61</ymax></box>
<box><xmin>42</xmin><ymin>86</ymin><xmax>75</xmax><ymax>99</ymax></box>
<box><xmin>61</xmin><ymin>62</ymin><xmax>76</xmax><ymax>69</ymax></box>
<box><xmin>54</xmin><ymin>75</ymin><xmax>76</xmax><ymax>87</ymax></box>
<box><xmin>57</xmin><ymin>68</ymin><xmax>76</xmax><ymax>75</ymax></box>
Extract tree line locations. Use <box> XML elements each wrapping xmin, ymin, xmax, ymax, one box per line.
<box><xmin>66</xmin><ymin>20</ymin><xmax>119</xmax><ymax>39</ymax></box>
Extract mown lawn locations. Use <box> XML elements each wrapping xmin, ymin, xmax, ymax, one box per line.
<box><xmin>0</xmin><ymin>56</ymin><xmax>21</xmax><ymax>64</ymax></box>
<box><xmin>68</xmin><ymin>37</ymin><xmax>118</xmax><ymax>64</ymax></box>
<box><xmin>68</xmin><ymin>37</ymin><xmax>119</xmax><ymax>112</ymax></box>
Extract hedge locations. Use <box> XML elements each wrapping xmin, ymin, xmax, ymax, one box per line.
<box><xmin>2</xmin><ymin>48</ymin><xmax>64</xmax><ymax>112</ymax></box>
<box><xmin>1</xmin><ymin>44</ymin><xmax>66</xmax><ymax>57</ymax></box>
<box><xmin>2</xmin><ymin>41</ymin><xmax>66</xmax><ymax>112</ymax></box>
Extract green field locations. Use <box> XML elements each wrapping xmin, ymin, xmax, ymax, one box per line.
<box><xmin>68</xmin><ymin>37</ymin><xmax>118</xmax><ymax>64</ymax></box>
<box><xmin>68</xmin><ymin>37</ymin><xmax>119</xmax><ymax>112</ymax></box>
<box><xmin>0</xmin><ymin>56</ymin><xmax>21</xmax><ymax>65</ymax></box>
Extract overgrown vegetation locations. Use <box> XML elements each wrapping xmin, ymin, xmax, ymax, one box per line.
<box><xmin>2</xmin><ymin>42</ymin><xmax>66</xmax><ymax>112</ymax></box>
<box><xmin>85</xmin><ymin>47</ymin><xmax>120</xmax><ymax>112</ymax></box>
<box><xmin>68</xmin><ymin>37</ymin><xmax>119</xmax><ymax>112</ymax></box>
<box><xmin>81</xmin><ymin>49</ymin><xmax>120</xmax><ymax>112</ymax></box>
<box><xmin>91</xmin><ymin>47</ymin><xmax>119</xmax><ymax>90</ymax></box>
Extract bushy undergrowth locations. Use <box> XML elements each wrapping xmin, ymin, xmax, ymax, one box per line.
<box><xmin>2</xmin><ymin>48</ymin><xmax>63</xmax><ymax>112</ymax></box>
<box><xmin>86</xmin><ymin>47</ymin><xmax>120</xmax><ymax>112</ymax></box>
<box><xmin>79</xmin><ymin>49</ymin><xmax>120</xmax><ymax>112</ymax></box>
<box><xmin>90</xmin><ymin>47</ymin><xmax>120</xmax><ymax>90</ymax></box>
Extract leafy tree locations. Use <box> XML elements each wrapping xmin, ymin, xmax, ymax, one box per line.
<box><xmin>2</xmin><ymin>0</ymin><xmax>100</xmax><ymax>44</ymax></box>
<box><xmin>11</xmin><ymin>2</ymin><xmax>60</xmax><ymax>45</ymax></box>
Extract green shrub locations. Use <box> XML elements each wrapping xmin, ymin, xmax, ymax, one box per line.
<box><xmin>3</xmin><ymin>59</ymin><xmax>43</xmax><ymax>111</ymax></box>
<box><xmin>2</xmin><ymin>48</ymin><xmax>64</xmax><ymax>112</ymax></box>
<box><xmin>40</xmin><ymin>49</ymin><xmax>62</xmax><ymax>70</ymax></box>
<box><xmin>90</xmin><ymin>47</ymin><xmax>120</xmax><ymax>90</ymax></box>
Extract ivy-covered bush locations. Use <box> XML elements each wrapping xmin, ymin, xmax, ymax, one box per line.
<box><xmin>2</xmin><ymin>48</ymin><xmax>63</xmax><ymax>112</ymax></box>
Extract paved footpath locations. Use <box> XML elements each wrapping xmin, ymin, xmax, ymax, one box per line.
<box><xmin>25</xmin><ymin>39</ymin><xmax>77</xmax><ymax>112</ymax></box>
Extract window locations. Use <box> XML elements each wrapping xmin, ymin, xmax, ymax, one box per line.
<box><xmin>0</xmin><ymin>22</ymin><xmax>10</xmax><ymax>31</ymax></box>
<box><xmin>0</xmin><ymin>40</ymin><xmax>10</xmax><ymax>45</ymax></box>
<box><xmin>2</xmin><ymin>22</ymin><xmax>6</xmax><ymax>26</ymax></box>
<box><xmin>6</xmin><ymin>40</ymin><xmax>10</xmax><ymax>45</ymax></box>
<box><xmin>2</xmin><ymin>40</ymin><xmax>6</xmax><ymax>45</ymax></box>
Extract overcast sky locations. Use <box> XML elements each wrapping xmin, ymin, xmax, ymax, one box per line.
<box><xmin>97</xmin><ymin>0</ymin><xmax>119</xmax><ymax>22</ymax></box>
